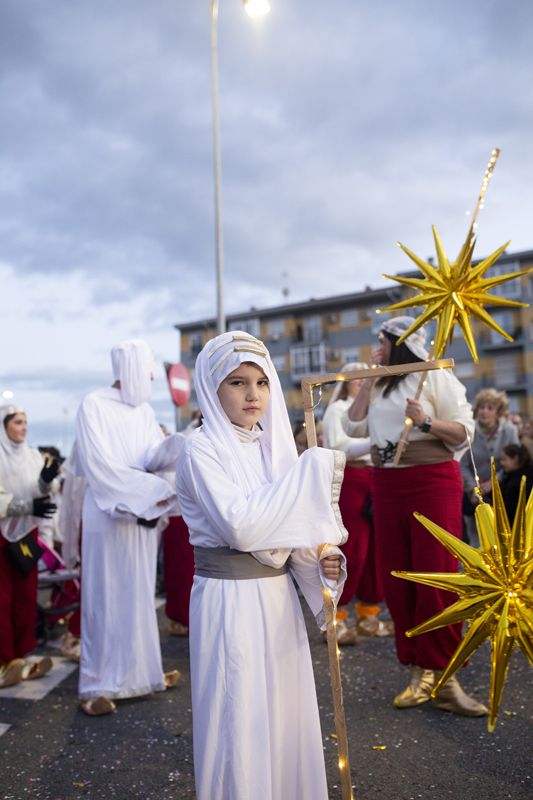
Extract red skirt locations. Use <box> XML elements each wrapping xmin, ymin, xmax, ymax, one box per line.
<box><xmin>163</xmin><ymin>516</ymin><xmax>195</xmax><ymax>627</ymax></box>
<box><xmin>338</xmin><ymin>466</ymin><xmax>383</xmax><ymax>606</ymax></box>
<box><xmin>0</xmin><ymin>528</ymin><xmax>39</xmax><ymax>662</ymax></box>
<box><xmin>371</xmin><ymin>461</ymin><xmax>463</xmax><ymax>669</ymax></box>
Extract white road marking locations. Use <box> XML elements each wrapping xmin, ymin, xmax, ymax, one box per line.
<box><xmin>0</xmin><ymin>723</ymin><xmax>11</xmax><ymax>737</ymax></box>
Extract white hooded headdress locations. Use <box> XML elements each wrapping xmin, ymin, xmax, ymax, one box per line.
<box><xmin>111</xmin><ymin>339</ymin><xmax>155</xmax><ymax>407</ymax></box>
<box><xmin>194</xmin><ymin>331</ymin><xmax>297</xmax><ymax>496</ymax></box>
<box><xmin>0</xmin><ymin>404</ymin><xmax>44</xmax><ymax>541</ymax></box>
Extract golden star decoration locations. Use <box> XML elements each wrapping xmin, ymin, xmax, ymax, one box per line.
<box><xmin>379</xmin><ymin>225</ymin><xmax>530</xmax><ymax>362</ymax></box>
<box><xmin>392</xmin><ymin>461</ymin><xmax>533</xmax><ymax>732</ymax></box>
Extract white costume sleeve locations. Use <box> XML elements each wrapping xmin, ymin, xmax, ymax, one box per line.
<box><xmin>424</xmin><ymin>370</ymin><xmax>474</xmax><ymax>449</ymax></box>
<box><xmin>322</xmin><ymin>401</ymin><xmax>370</xmax><ymax>460</ymax></box>
<box><xmin>144</xmin><ymin>433</ymin><xmax>186</xmax><ymax>473</ymax></box>
<box><xmin>341</xmin><ymin>411</ymin><xmax>368</xmax><ymax>439</ymax></box>
<box><xmin>75</xmin><ymin>395</ymin><xmax>176</xmax><ymax>520</ymax></box>
<box><xmin>177</xmin><ymin>437</ymin><xmax>347</xmax><ymax>551</ymax></box>
<box><xmin>289</xmin><ymin>545</ymin><xmax>347</xmax><ymax>630</ymax></box>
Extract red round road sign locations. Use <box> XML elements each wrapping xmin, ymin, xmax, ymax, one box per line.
<box><xmin>166</xmin><ymin>363</ymin><xmax>190</xmax><ymax>407</ymax></box>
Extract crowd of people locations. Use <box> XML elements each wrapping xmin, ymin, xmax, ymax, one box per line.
<box><xmin>1</xmin><ymin>320</ymin><xmax>532</xmax><ymax>799</ymax></box>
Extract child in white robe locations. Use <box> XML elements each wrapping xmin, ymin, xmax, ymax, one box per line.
<box><xmin>176</xmin><ymin>331</ymin><xmax>348</xmax><ymax>800</ymax></box>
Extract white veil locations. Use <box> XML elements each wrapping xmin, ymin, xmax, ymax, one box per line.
<box><xmin>194</xmin><ymin>331</ymin><xmax>297</xmax><ymax>496</ymax></box>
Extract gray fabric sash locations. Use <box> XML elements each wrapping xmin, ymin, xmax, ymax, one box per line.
<box><xmin>194</xmin><ymin>546</ymin><xmax>289</xmax><ymax>580</ymax></box>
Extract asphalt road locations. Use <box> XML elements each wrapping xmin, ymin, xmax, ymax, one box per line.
<box><xmin>0</xmin><ymin>601</ymin><xmax>531</xmax><ymax>800</ymax></box>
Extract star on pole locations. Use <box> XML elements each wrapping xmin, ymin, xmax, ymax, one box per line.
<box><xmin>379</xmin><ymin>225</ymin><xmax>530</xmax><ymax>362</ymax></box>
<box><xmin>392</xmin><ymin>461</ymin><xmax>533</xmax><ymax>731</ymax></box>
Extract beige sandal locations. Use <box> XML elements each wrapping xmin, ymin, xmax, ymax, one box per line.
<box><xmin>164</xmin><ymin>669</ymin><xmax>181</xmax><ymax>689</ymax></box>
<box><xmin>0</xmin><ymin>659</ymin><xmax>25</xmax><ymax>689</ymax></box>
<box><xmin>79</xmin><ymin>696</ymin><xmax>116</xmax><ymax>716</ymax></box>
<box><xmin>22</xmin><ymin>656</ymin><xmax>53</xmax><ymax>680</ymax></box>
<box><xmin>356</xmin><ymin>616</ymin><xmax>394</xmax><ymax>637</ymax></box>
<box><xmin>168</xmin><ymin>620</ymin><xmax>189</xmax><ymax>637</ymax></box>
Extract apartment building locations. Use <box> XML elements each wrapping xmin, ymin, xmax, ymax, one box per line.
<box><xmin>175</xmin><ymin>249</ymin><xmax>533</xmax><ymax>426</ymax></box>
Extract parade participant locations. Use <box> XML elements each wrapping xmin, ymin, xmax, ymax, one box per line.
<box><xmin>176</xmin><ymin>331</ymin><xmax>348</xmax><ymax>800</ymax></box>
<box><xmin>74</xmin><ymin>339</ymin><xmax>183</xmax><ymax>716</ymax></box>
<box><xmin>0</xmin><ymin>405</ymin><xmax>58</xmax><ymax>688</ymax></box>
<box><xmin>161</xmin><ymin>413</ymin><xmax>201</xmax><ymax>638</ymax></box>
<box><xmin>343</xmin><ymin>316</ymin><xmax>488</xmax><ymax>716</ymax></box>
<box><xmin>499</xmin><ymin>443</ymin><xmax>533</xmax><ymax>525</ymax></box>
<box><xmin>322</xmin><ymin>363</ymin><xmax>389</xmax><ymax>644</ymax></box>
<box><xmin>461</xmin><ymin>387</ymin><xmax>518</xmax><ymax>508</ymax></box>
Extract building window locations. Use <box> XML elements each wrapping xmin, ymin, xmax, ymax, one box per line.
<box><xmin>290</xmin><ymin>344</ymin><xmax>327</xmax><ymax>379</ymax></box>
<box><xmin>228</xmin><ymin>317</ymin><xmax>260</xmax><ymax>338</ymax></box>
<box><xmin>486</xmin><ymin>262</ymin><xmax>522</xmax><ymax>299</ymax></box>
<box><xmin>494</xmin><ymin>355</ymin><xmax>516</xmax><ymax>388</ymax></box>
<box><xmin>488</xmin><ymin>311</ymin><xmax>514</xmax><ymax>344</ymax></box>
<box><xmin>453</xmin><ymin>361</ymin><xmax>476</xmax><ymax>379</ymax></box>
<box><xmin>340</xmin><ymin>309</ymin><xmax>359</xmax><ymax>328</ymax></box>
<box><xmin>189</xmin><ymin>333</ymin><xmax>203</xmax><ymax>356</ymax></box>
<box><xmin>341</xmin><ymin>347</ymin><xmax>361</xmax><ymax>365</ymax></box>
<box><xmin>271</xmin><ymin>354</ymin><xmax>286</xmax><ymax>372</ymax></box>
<box><xmin>300</xmin><ymin>315</ymin><xmax>322</xmax><ymax>343</ymax></box>
<box><xmin>266</xmin><ymin>318</ymin><xmax>285</xmax><ymax>341</ymax></box>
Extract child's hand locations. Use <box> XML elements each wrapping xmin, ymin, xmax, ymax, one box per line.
<box><xmin>321</xmin><ymin>555</ymin><xmax>341</xmax><ymax>581</ymax></box>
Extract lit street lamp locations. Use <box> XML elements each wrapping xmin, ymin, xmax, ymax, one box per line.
<box><xmin>209</xmin><ymin>0</ymin><xmax>271</xmax><ymax>334</ymax></box>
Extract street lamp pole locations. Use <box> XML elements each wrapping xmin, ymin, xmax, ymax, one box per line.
<box><xmin>209</xmin><ymin>0</ymin><xmax>271</xmax><ymax>335</ymax></box>
<box><xmin>210</xmin><ymin>0</ymin><xmax>225</xmax><ymax>335</ymax></box>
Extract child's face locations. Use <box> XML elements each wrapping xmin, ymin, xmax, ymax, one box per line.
<box><xmin>217</xmin><ymin>363</ymin><xmax>270</xmax><ymax>429</ymax></box>
<box><xmin>500</xmin><ymin>452</ymin><xmax>519</xmax><ymax>473</ymax></box>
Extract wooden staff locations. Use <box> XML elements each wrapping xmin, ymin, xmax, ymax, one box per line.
<box><xmin>301</xmin><ymin>357</ymin><xmax>453</xmax><ymax>800</ymax></box>
<box><xmin>392</xmin><ymin>345</ymin><xmax>436</xmax><ymax>465</ymax></box>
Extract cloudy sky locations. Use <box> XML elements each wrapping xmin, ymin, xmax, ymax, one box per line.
<box><xmin>1</xmin><ymin>0</ymin><xmax>532</xmax><ymax>449</ymax></box>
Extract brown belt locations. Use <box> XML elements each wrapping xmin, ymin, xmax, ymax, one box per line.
<box><xmin>345</xmin><ymin>459</ymin><xmax>370</xmax><ymax>468</ymax></box>
<box><xmin>371</xmin><ymin>439</ymin><xmax>454</xmax><ymax>467</ymax></box>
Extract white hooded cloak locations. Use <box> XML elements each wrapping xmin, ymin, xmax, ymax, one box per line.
<box><xmin>75</xmin><ymin>339</ymin><xmax>183</xmax><ymax>700</ymax></box>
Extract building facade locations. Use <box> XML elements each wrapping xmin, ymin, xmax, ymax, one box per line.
<box><xmin>175</xmin><ymin>249</ymin><xmax>533</xmax><ymax>427</ymax></box>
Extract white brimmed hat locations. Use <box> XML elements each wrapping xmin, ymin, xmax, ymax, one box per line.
<box><xmin>380</xmin><ymin>316</ymin><xmax>429</xmax><ymax>360</ymax></box>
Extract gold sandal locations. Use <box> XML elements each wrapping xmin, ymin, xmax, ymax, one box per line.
<box><xmin>22</xmin><ymin>656</ymin><xmax>53</xmax><ymax>681</ymax></box>
<box><xmin>164</xmin><ymin>669</ymin><xmax>181</xmax><ymax>689</ymax></box>
<box><xmin>0</xmin><ymin>659</ymin><xmax>25</xmax><ymax>689</ymax></box>
<box><xmin>79</xmin><ymin>696</ymin><xmax>116</xmax><ymax>716</ymax></box>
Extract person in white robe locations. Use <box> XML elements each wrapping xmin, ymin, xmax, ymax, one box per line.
<box><xmin>74</xmin><ymin>339</ymin><xmax>184</xmax><ymax>716</ymax></box>
<box><xmin>0</xmin><ymin>404</ymin><xmax>59</xmax><ymax>687</ymax></box>
<box><xmin>176</xmin><ymin>331</ymin><xmax>349</xmax><ymax>800</ymax></box>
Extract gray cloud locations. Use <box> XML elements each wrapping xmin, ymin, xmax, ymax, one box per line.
<box><xmin>1</xmin><ymin>0</ymin><xmax>532</xmax><ymax>448</ymax></box>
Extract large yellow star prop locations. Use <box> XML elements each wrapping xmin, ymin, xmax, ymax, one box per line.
<box><xmin>392</xmin><ymin>461</ymin><xmax>533</xmax><ymax>732</ymax></box>
<box><xmin>379</xmin><ymin>225</ymin><xmax>530</xmax><ymax>362</ymax></box>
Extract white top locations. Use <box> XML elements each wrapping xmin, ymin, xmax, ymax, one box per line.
<box><xmin>322</xmin><ymin>397</ymin><xmax>371</xmax><ymax>463</ymax></box>
<box><xmin>0</xmin><ymin>404</ymin><xmax>48</xmax><ymax>542</ymax></box>
<box><xmin>342</xmin><ymin>369</ymin><xmax>474</xmax><ymax>467</ymax></box>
